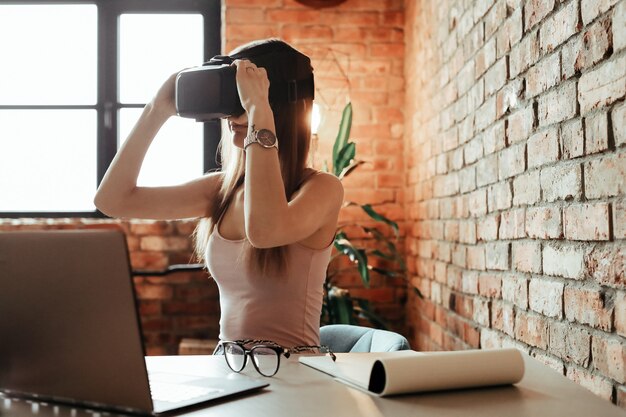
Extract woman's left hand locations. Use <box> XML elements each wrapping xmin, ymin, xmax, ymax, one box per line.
<box><xmin>233</xmin><ymin>59</ymin><xmax>271</xmax><ymax>114</ymax></box>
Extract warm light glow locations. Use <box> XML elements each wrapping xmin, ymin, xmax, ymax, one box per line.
<box><xmin>311</xmin><ymin>102</ymin><xmax>321</xmax><ymax>135</ymax></box>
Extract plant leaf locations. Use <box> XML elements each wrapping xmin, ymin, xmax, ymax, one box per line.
<box><xmin>329</xmin><ymin>289</ymin><xmax>355</xmax><ymax>325</ymax></box>
<box><xmin>334</xmin><ymin>142</ymin><xmax>356</xmax><ymax>177</ymax></box>
<box><xmin>360</xmin><ymin>204</ymin><xmax>399</xmax><ymax>238</ymax></box>
<box><xmin>332</xmin><ymin>102</ymin><xmax>353</xmax><ymax>165</ymax></box>
<box><xmin>338</xmin><ymin>159</ymin><xmax>366</xmax><ymax>180</ymax></box>
<box><xmin>334</xmin><ymin>237</ymin><xmax>370</xmax><ymax>288</ymax></box>
<box><xmin>369</xmin><ymin>266</ymin><xmax>398</xmax><ymax>277</ymax></box>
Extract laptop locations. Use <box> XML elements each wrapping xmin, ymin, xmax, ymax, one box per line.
<box><xmin>0</xmin><ymin>229</ymin><xmax>268</xmax><ymax>415</ymax></box>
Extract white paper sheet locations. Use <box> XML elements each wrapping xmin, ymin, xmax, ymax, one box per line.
<box><xmin>299</xmin><ymin>349</ymin><xmax>525</xmax><ymax>396</ymax></box>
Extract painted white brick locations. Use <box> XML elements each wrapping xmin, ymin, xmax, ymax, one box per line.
<box><xmin>543</xmin><ymin>244</ymin><xmax>587</xmax><ymax>279</ymax></box>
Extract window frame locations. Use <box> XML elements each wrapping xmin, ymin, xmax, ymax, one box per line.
<box><xmin>0</xmin><ymin>0</ymin><xmax>221</xmax><ymax>218</ymax></box>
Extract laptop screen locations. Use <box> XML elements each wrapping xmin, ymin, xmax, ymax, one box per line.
<box><xmin>0</xmin><ymin>230</ymin><xmax>153</xmax><ymax>413</ymax></box>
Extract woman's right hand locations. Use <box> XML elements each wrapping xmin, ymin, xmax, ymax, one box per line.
<box><xmin>149</xmin><ymin>71</ymin><xmax>180</xmax><ymax>118</ymax></box>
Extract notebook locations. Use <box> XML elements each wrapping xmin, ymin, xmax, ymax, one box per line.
<box><xmin>299</xmin><ymin>349</ymin><xmax>525</xmax><ymax>396</ymax></box>
<box><xmin>0</xmin><ymin>229</ymin><xmax>268</xmax><ymax>415</ymax></box>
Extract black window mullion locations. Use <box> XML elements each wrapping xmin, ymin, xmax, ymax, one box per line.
<box><xmin>97</xmin><ymin>0</ymin><xmax>119</xmax><ymax>193</ymax></box>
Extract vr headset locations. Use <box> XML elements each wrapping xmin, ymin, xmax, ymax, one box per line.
<box><xmin>175</xmin><ymin>42</ymin><xmax>315</xmax><ymax>121</ymax></box>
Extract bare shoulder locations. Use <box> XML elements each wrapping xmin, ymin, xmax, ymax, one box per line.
<box><xmin>299</xmin><ymin>170</ymin><xmax>344</xmax><ymax>203</ymax></box>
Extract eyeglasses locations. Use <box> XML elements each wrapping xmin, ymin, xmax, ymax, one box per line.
<box><xmin>218</xmin><ymin>339</ymin><xmax>336</xmax><ymax>377</ymax></box>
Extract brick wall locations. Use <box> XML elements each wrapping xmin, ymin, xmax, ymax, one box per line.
<box><xmin>404</xmin><ymin>0</ymin><xmax>625</xmax><ymax>407</ymax></box>
<box><xmin>1</xmin><ymin>0</ymin><xmax>407</xmax><ymax>353</ymax></box>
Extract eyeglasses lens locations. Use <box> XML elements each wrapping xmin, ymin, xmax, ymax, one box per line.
<box><xmin>251</xmin><ymin>347</ymin><xmax>279</xmax><ymax>377</ymax></box>
<box><xmin>224</xmin><ymin>343</ymin><xmax>246</xmax><ymax>372</ymax></box>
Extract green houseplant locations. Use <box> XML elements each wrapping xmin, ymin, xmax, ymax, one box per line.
<box><xmin>321</xmin><ymin>103</ymin><xmax>418</xmax><ymax>329</ymax></box>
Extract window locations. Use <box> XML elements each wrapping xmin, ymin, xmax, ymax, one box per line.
<box><xmin>0</xmin><ymin>0</ymin><xmax>221</xmax><ymax>217</ymax></box>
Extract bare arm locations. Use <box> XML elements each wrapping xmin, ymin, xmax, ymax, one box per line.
<box><xmin>234</xmin><ymin>61</ymin><xmax>344</xmax><ymax>248</ymax></box>
<box><xmin>94</xmin><ymin>72</ymin><xmax>220</xmax><ymax>220</ymax></box>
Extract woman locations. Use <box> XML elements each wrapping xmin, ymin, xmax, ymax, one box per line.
<box><xmin>94</xmin><ymin>39</ymin><xmax>344</xmax><ymax>349</ymax></box>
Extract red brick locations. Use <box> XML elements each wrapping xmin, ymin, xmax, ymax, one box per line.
<box><xmin>327</xmin><ymin>11</ymin><xmax>379</xmax><ymax>26</ymax></box>
<box><xmin>506</xmin><ymin>105</ymin><xmax>535</xmax><ymax>144</ymax></box>
<box><xmin>370</xmin><ymin>43</ymin><xmax>405</xmax><ymax>58</ymax></box>
<box><xmin>561</xmin><ymin>118</ymin><xmax>584</xmax><ymax>159</ymax></box>
<box><xmin>463</xmin><ymin>270</ymin><xmax>480</xmax><ymax>295</ymax></box>
<box><xmin>540</xmin><ymin>163</ymin><xmax>582</xmax><ymax>202</ymax></box>
<box><xmin>585</xmin><ymin>153</ymin><xmax>626</xmax><ymax>199</ymax></box>
<box><xmin>225</xmin><ymin>24</ymin><xmax>276</xmax><ymax>41</ymax></box>
<box><xmin>515</xmin><ymin>310</ymin><xmax>549</xmax><ymax>348</ymax></box>
<box><xmin>566</xmin><ymin>366</ymin><xmax>613</xmax><ymax>400</ymax></box>
<box><xmin>227</xmin><ymin>0</ymin><xmax>281</xmax><ymax>6</ymax></box>
<box><xmin>527</xmin><ymin>126</ymin><xmax>560</xmax><ymax>169</ymax></box>
<box><xmin>578</xmin><ymin>55</ymin><xmax>626</xmax><ymax>114</ymax></box>
<box><xmin>585</xmin><ymin>111</ymin><xmax>609</xmax><ymax>155</ymax></box>
<box><xmin>512</xmin><ymin>241</ymin><xmax>542</xmax><ymax>274</ymax></box>
<box><xmin>487</xmin><ymin>181</ymin><xmax>512</xmax><ymax>212</ymax></box>
<box><xmin>538</xmin><ymin>81</ymin><xmax>577</xmax><ymax>127</ymax></box>
<box><xmin>476</xmin><ymin>153</ymin><xmax>498</xmax><ymax>187</ymax></box>
<box><xmin>616</xmin><ymin>291</ymin><xmax>626</xmax><ymax>337</ymax></box>
<box><xmin>476</xmin><ymin>96</ymin><xmax>497</xmax><ymax>132</ymax></box>
<box><xmin>483</xmin><ymin>120</ymin><xmax>506</xmax><ymax>154</ymax></box>
<box><xmin>496</xmin><ymin>79</ymin><xmax>523</xmax><ymax>119</ymax></box>
<box><xmin>592</xmin><ymin>334</ymin><xmax>626</xmax><ymax>383</ymax></box>
<box><xmin>499</xmin><ymin>144</ymin><xmax>526</xmax><ymax>181</ymax></box>
<box><xmin>540</xmin><ymin>0</ymin><xmax>579</xmax><ymax>53</ymax></box>
<box><xmin>479</xmin><ymin>273</ymin><xmax>502</xmax><ymax>297</ymax></box>
<box><xmin>502</xmin><ymin>273</ymin><xmax>529</xmax><ymax>309</ymax></box>
<box><xmin>564</xmin><ymin>286</ymin><xmax>613</xmax><ymax>331</ymax></box>
<box><xmin>529</xmin><ymin>279</ymin><xmax>564</xmax><ymax>318</ymax></box>
<box><xmin>513</xmin><ymin>170</ymin><xmax>541</xmax><ymax>206</ymax></box>
<box><xmin>140</xmin><ymin>236</ymin><xmax>190</xmax><ymax>252</ymax></box>
<box><xmin>615</xmin><ymin>0</ymin><xmax>626</xmax><ymax>51</ymax></box>
<box><xmin>564</xmin><ymin>202</ymin><xmax>610</xmax><ymax>241</ymax></box>
<box><xmin>485</xmin><ymin>241</ymin><xmax>510</xmax><ymax>270</ymax></box>
<box><xmin>225</xmin><ymin>7</ymin><xmax>265</xmax><ymax>23</ymax></box>
<box><xmin>510</xmin><ymin>29</ymin><xmax>540</xmax><ymax>78</ymax></box>
<box><xmin>135</xmin><ymin>284</ymin><xmax>173</xmax><ymax>300</ymax></box>
<box><xmin>130</xmin><ymin>221</ymin><xmax>174</xmax><ymax>235</ymax></box>
<box><xmin>530</xmin><ymin>350</ymin><xmax>565</xmax><ymax>374</ymax></box>
<box><xmin>526</xmin><ymin>206</ymin><xmax>563</xmax><ymax>239</ymax></box>
<box><xmin>543</xmin><ymin>243</ymin><xmax>587</xmax><ymax>279</ymax></box>
<box><xmin>549</xmin><ymin>321</ymin><xmax>591</xmax><ymax>366</ymax></box>
<box><xmin>481</xmin><ymin>328</ymin><xmax>504</xmax><ymax>349</ymax></box>
<box><xmin>467</xmin><ymin>245</ymin><xmax>486</xmax><ymax>270</ymax></box>
<box><xmin>485</xmin><ymin>0</ymin><xmax>507</xmax><ymax>38</ymax></box>
<box><xmin>475</xmin><ymin>38</ymin><xmax>496</xmax><ymax>78</ymax></box>
<box><xmin>484</xmin><ymin>57</ymin><xmax>507</xmax><ymax>97</ymax></box>
<box><xmin>130</xmin><ymin>251</ymin><xmax>169</xmax><ymax>270</ymax></box>
<box><xmin>496</xmin><ymin>8</ymin><xmax>523</xmax><ymax>57</ymax></box>
<box><xmin>615</xmin><ymin>200</ymin><xmax>626</xmax><ymax>239</ymax></box>
<box><xmin>281</xmin><ymin>25</ymin><xmax>332</xmax><ymax>42</ymax></box>
<box><xmin>499</xmin><ymin>208</ymin><xmax>526</xmax><ymax>239</ymax></box>
<box><xmin>585</xmin><ymin>245</ymin><xmax>626</xmax><ymax>289</ymax></box>
<box><xmin>524</xmin><ymin>0</ymin><xmax>556</xmax><ymax>31</ymax></box>
<box><xmin>492</xmin><ymin>301</ymin><xmax>515</xmax><ymax>336</ymax></box>
<box><xmin>477</xmin><ymin>214</ymin><xmax>500</xmax><ymax>241</ymax></box>
<box><xmin>581</xmin><ymin>0</ymin><xmax>619</xmax><ymax>25</ymax></box>
<box><xmin>613</xmin><ymin>102</ymin><xmax>626</xmax><ymax>147</ymax></box>
<box><xmin>266</xmin><ymin>9</ymin><xmax>321</xmax><ymax>23</ymax></box>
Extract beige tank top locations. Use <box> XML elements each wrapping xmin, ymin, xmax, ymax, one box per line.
<box><xmin>205</xmin><ymin>224</ymin><xmax>332</xmax><ymax>347</ymax></box>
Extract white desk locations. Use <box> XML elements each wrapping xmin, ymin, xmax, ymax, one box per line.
<box><xmin>1</xmin><ymin>353</ymin><xmax>624</xmax><ymax>416</ymax></box>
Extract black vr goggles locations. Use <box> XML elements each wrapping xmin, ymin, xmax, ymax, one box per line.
<box><xmin>175</xmin><ymin>43</ymin><xmax>315</xmax><ymax>121</ymax></box>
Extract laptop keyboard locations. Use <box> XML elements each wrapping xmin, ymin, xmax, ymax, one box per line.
<box><xmin>150</xmin><ymin>382</ymin><xmax>222</xmax><ymax>403</ymax></box>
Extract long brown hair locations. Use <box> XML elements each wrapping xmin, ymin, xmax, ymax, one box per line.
<box><xmin>194</xmin><ymin>39</ymin><xmax>315</xmax><ymax>276</ymax></box>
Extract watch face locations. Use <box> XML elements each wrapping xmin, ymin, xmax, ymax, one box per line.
<box><xmin>257</xmin><ymin>129</ymin><xmax>277</xmax><ymax>147</ymax></box>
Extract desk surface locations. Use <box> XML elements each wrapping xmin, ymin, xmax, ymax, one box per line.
<box><xmin>1</xmin><ymin>353</ymin><xmax>624</xmax><ymax>417</ymax></box>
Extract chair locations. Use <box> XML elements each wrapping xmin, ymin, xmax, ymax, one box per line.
<box><xmin>320</xmin><ymin>324</ymin><xmax>411</xmax><ymax>353</ymax></box>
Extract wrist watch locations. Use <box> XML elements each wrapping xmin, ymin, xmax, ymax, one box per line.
<box><xmin>244</xmin><ymin>128</ymin><xmax>279</xmax><ymax>151</ymax></box>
